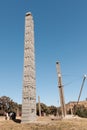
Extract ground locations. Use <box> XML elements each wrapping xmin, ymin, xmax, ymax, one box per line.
<box><xmin>0</xmin><ymin>116</ymin><xmax>87</xmax><ymax>130</ymax></box>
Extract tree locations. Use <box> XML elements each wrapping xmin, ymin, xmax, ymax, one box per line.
<box><xmin>48</xmin><ymin>106</ymin><xmax>57</xmax><ymax>116</ymax></box>
<box><xmin>36</xmin><ymin>103</ymin><xmax>58</xmax><ymax>116</ymax></box>
<box><xmin>73</xmin><ymin>104</ymin><xmax>87</xmax><ymax>118</ymax></box>
<box><xmin>36</xmin><ymin>103</ymin><xmax>49</xmax><ymax>116</ymax></box>
<box><xmin>0</xmin><ymin>96</ymin><xmax>19</xmax><ymax>116</ymax></box>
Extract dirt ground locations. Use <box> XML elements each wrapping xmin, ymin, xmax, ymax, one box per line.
<box><xmin>0</xmin><ymin>116</ymin><xmax>87</xmax><ymax>130</ymax></box>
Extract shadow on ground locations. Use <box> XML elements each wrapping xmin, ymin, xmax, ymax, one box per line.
<box><xmin>13</xmin><ymin>119</ymin><xmax>21</xmax><ymax>123</ymax></box>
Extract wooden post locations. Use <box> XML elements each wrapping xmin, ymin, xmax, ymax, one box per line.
<box><xmin>56</xmin><ymin>62</ymin><xmax>66</xmax><ymax>117</ymax></box>
<box><xmin>38</xmin><ymin>96</ymin><xmax>41</xmax><ymax>116</ymax></box>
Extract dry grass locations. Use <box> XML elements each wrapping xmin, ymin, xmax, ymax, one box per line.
<box><xmin>0</xmin><ymin>116</ymin><xmax>87</xmax><ymax>130</ymax></box>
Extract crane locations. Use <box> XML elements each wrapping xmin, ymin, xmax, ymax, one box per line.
<box><xmin>56</xmin><ymin>61</ymin><xmax>66</xmax><ymax>117</ymax></box>
<box><xmin>77</xmin><ymin>75</ymin><xmax>87</xmax><ymax>104</ymax></box>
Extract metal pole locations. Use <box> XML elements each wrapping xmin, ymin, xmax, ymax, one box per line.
<box><xmin>77</xmin><ymin>75</ymin><xmax>86</xmax><ymax>104</ymax></box>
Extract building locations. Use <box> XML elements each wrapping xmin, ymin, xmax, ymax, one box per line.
<box><xmin>22</xmin><ymin>12</ymin><xmax>36</xmax><ymax>123</ymax></box>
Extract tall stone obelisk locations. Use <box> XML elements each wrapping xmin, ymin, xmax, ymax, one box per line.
<box><xmin>22</xmin><ymin>12</ymin><xmax>36</xmax><ymax>123</ymax></box>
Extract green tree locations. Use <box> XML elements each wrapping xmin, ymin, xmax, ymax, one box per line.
<box><xmin>73</xmin><ymin>104</ymin><xmax>87</xmax><ymax>118</ymax></box>
<box><xmin>36</xmin><ymin>103</ymin><xmax>49</xmax><ymax>116</ymax></box>
<box><xmin>36</xmin><ymin>103</ymin><xmax>58</xmax><ymax>116</ymax></box>
<box><xmin>0</xmin><ymin>96</ymin><xmax>19</xmax><ymax>115</ymax></box>
<box><xmin>48</xmin><ymin>106</ymin><xmax>57</xmax><ymax>115</ymax></box>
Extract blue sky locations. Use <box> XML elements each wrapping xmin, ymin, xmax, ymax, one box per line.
<box><xmin>0</xmin><ymin>0</ymin><xmax>87</xmax><ymax>106</ymax></box>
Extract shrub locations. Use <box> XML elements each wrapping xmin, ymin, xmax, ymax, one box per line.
<box><xmin>73</xmin><ymin>104</ymin><xmax>87</xmax><ymax>118</ymax></box>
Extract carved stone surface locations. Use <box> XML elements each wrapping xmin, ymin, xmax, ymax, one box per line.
<box><xmin>22</xmin><ymin>12</ymin><xmax>36</xmax><ymax>123</ymax></box>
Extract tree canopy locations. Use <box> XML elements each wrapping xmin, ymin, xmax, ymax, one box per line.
<box><xmin>0</xmin><ymin>96</ymin><xmax>21</xmax><ymax>116</ymax></box>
